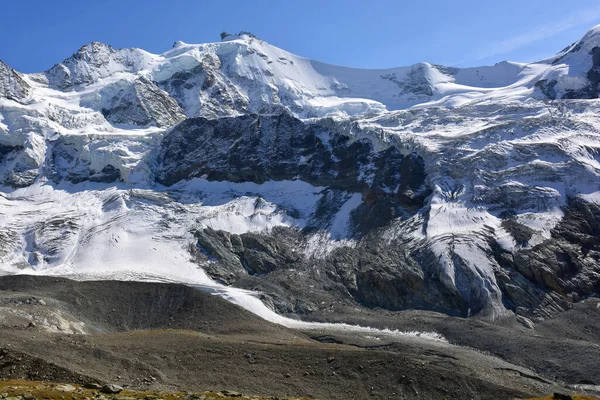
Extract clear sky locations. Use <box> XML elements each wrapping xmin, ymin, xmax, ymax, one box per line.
<box><xmin>2</xmin><ymin>0</ymin><xmax>600</xmax><ymax>73</ymax></box>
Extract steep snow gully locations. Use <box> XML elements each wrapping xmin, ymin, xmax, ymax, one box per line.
<box><xmin>1</xmin><ymin>28</ymin><xmax>600</xmax><ymax>333</ymax></box>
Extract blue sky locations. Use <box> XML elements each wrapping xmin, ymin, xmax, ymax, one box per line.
<box><xmin>2</xmin><ymin>0</ymin><xmax>600</xmax><ymax>72</ymax></box>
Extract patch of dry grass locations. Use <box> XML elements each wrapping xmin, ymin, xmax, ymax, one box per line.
<box><xmin>0</xmin><ymin>379</ymin><xmax>312</xmax><ymax>400</ymax></box>
<box><xmin>526</xmin><ymin>395</ymin><xmax>600</xmax><ymax>400</ymax></box>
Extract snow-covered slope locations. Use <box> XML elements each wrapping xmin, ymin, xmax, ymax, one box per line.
<box><xmin>1</xmin><ymin>27</ymin><xmax>600</xmax><ymax>324</ymax></box>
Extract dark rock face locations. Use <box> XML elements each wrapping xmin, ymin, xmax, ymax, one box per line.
<box><xmin>192</xmin><ymin>228</ymin><xmax>300</xmax><ymax>279</ymax></box>
<box><xmin>0</xmin><ymin>143</ymin><xmax>19</xmax><ymax>160</ymax></box>
<box><xmin>583</xmin><ymin>46</ymin><xmax>600</xmax><ymax>98</ymax></box>
<box><xmin>560</xmin><ymin>46</ymin><xmax>600</xmax><ymax>99</ymax></box>
<box><xmin>535</xmin><ymin>79</ymin><xmax>559</xmax><ymax>100</ymax></box>
<box><xmin>191</xmin><ymin>226</ymin><xmax>467</xmax><ymax>317</ymax></box>
<box><xmin>381</xmin><ymin>64</ymin><xmax>434</xmax><ymax>97</ymax></box>
<box><xmin>89</xmin><ymin>165</ymin><xmax>122</xmax><ymax>183</ymax></box>
<box><xmin>156</xmin><ymin>112</ymin><xmax>429</xmax><ymax>212</ymax></box>
<box><xmin>493</xmin><ymin>198</ymin><xmax>600</xmax><ymax>320</ymax></box>
<box><xmin>0</xmin><ymin>60</ymin><xmax>31</xmax><ymax>102</ymax></box>
<box><xmin>47</xmin><ymin>140</ymin><xmax>122</xmax><ymax>184</ymax></box>
<box><xmin>158</xmin><ymin>64</ymin><xmax>206</xmax><ymax>113</ymax></box>
<box><xmin>98</xmin><ymin>77</ymin><xmax>186</xmax><ymax>128</ymax></box>
<box><xmin>153</xmin><ymin>112</ymin><xmax>462</xmax><ymax>315</ymax></box>
<box><xmin>157</xmin><ymin>59</ymin><xmax>252</xmax><ymax>118</ymax></box>
<box><xmin>0</xmin><ymin>143</ymin><xmax>39</xmax><ymax>188</ymax></box>
<box><xmin>154</xmin><ymin>110</ymin><xmax>600</xmax><ymax>320</ymax></box>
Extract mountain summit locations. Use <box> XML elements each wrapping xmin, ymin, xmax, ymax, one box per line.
<box><xmin>17</xmin><ymin>25</ymin><xmax>600</xmax><ymax>118</ymax></box>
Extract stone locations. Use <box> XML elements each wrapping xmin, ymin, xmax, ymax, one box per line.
<box><xmin>55</xmin><ymin>384</ymin><xmax>76</xmax><ymax>392</ymax></box>
<box><xmin>516</xmin><ymin>315</ymin><xmax>535</xmax><ymax>330</ymax></box>
<box><xmin>552</xmin><ymin>393</ymin><xmax>574</xmax><ymax>400</ymax></box>
<box><xmin>220</xmin><ymin>391</ymin><xmax>242</xmax><ymax>397</ymax></box>
<box><xmin>83</xmin><ymin>382</ymin><xmax>102</xmax><ymax>389</ymax></box>
<box><xmin>100</xmin><ymin>384</ymin><xmax>123</xmax><ymax>394</ymax></box>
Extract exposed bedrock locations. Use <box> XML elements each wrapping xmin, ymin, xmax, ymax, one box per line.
<box><xmin>493</xmin><ymin>198</ymin><xmax>600</xmax><ymax>321</ymax></box>
<box><xmin>90</xmin><ymin>76</ymin><xmax>186</xmax><ymax>128</ymax></box>
<box><xmin>154</xmin><ymin>112</ymin><xmax>486</xmax><ymax>316</ymax></box>
<box><xmin>155</xmin><ymin>111</ymin><xmax>429</xmax><ymax>212</ymax></box>
<box><xmin>191</xmin><ymin>227</ymin><xmax>467</xmax><ymax>318</ymax></box>
<box><xmin>190</xmin><ymin>199</ymin><xmax>600</xmax><ymax>322</ymax></box>
<box><xmin>154</xmin><ymin>110</ymin><xmax>600</xmax><ymax>321</ymax></box>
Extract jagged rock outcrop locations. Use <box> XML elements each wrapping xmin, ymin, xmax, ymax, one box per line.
<box><xmin>42</xmin><ymin>42</ymin><xmax>153</xmax><ymax>91</ymax></box>
<box><xmin>83</xmin><ymin>76</ymin><xmax>186</xmax><ymax>127</ymax></box>
<box><xmin>493</xmin><ymin>198</ymin><xmax>600</xmax><ymax>320</ymax></box>
<box><xmin>156</xmin><ymin>52</ymin><xmax>267</xmax><ymax>118</ymax></box>
<box><xmin>156</xmin><ymin>112</ymin><xmax>429</xmax><ymax>213</ymax></box>
<box><xmin>0</xmin><ymin>60</ymin><xmax>31</xmax><ymax>102</ymax></box>
<box><xmin>191</xmin><ymin>226</ymin><xmax>467</xmax><ymax>316</ymax></box>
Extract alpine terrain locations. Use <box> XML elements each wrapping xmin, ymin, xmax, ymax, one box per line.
<box><xmin>1</xmin><ymin>27</ymin><xmax>600</xmax><ymax>399</ymax></box>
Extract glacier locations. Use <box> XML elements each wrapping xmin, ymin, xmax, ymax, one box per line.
<box><xmin>0</xmin><ymin>27</ymin><xmax>600</xmax><ymax>324</ymax></box>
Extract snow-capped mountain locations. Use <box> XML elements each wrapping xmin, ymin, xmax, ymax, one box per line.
<box><xmin>0</xmin><ymin>27</ymin><xmax>599</xmax><ymax>324</ymax></box>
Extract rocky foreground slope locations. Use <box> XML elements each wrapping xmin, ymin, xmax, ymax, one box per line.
<box><xmin>1</xmin><ymin>276</ymin><xmax>599</xmax><ymax>399</ymax></box>
<box><xmin>0</xmin><ymin>27</ymin><xmax>599</xmax><ymax>331</ymax></box>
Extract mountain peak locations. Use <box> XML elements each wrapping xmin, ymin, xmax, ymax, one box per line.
<box><xmin>44</xmin><ymin>41</ymin><xmax>154</xmax><ymax>90</ymax></box>
<box><xmin>578</xmin><ymin>24</ymin><xmax>600</xmax><ymax>49</ymax></box>
<box><xmin>74</xmin><ymin>41</ymin><xmax>115</xmax><ymax>58</ymax></box>
<box><xmin>583</xmin><ymin>24</ymin><xmax>600</xmax><ymax>38</ymax></box>
<box><xmin>546</xmin><ymin>24</ymin><xmax>600</xmax><ymax>76</ymax></box>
